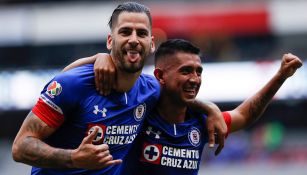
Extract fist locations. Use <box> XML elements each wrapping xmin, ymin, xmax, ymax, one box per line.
<box><xmin>279</xmin><ymin>53</ymin><xmax>303</xmax><ymax>78</ymax></box>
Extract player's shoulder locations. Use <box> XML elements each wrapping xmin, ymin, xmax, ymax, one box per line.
<box><xmin>139</xmin><ymin>73</ymin><xmax>156</xmax><ymax>81</ymax></box>
<box><xmin>55</xmin><ymin>64</ymin><xmax>94</xmax><ymax>84</ymax></box>
<box><xmin>136</xmin><ymin>73</ymin><xmax>160</xmax><ymax>98</ymax></box>
<box><xmin>48</xmin><ymin>64</ymin><xmax>94</xmax><ymax>97</ymax></box>
<box><xmin>59</xmin><ymin>64</ymin><xmax>93</xmax><ymax>79</ymax></box>
<box><xmin>138</xmin><ymin>73</ymin><xmax>159</xmax><ymax>88</ymax></box>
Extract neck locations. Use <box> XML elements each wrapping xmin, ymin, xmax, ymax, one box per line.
<box><xmin>157</xmin><ymin>92</ymin><xmax>187</xmax><ymax>124</ymax></box>
<box><xmin>114</xmin><ymin>69</ymin><xmax>141</xmax><ymax>92</ymax></box>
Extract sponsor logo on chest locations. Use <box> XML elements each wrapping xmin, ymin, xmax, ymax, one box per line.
<box><xmin>140</xmin><ymin>142</ymin><xmax>200</xmax><ymax>170</ymax></box>
<box><xmin>86</xmin><ymin>124</ymin><xmax>140</xmax><ymax>145</ymax></box>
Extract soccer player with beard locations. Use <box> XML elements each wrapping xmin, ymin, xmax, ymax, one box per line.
<box><xmin>12</xmin><ymin>2</ymin><xmax>226</xmax><ymax>175</ymax></box>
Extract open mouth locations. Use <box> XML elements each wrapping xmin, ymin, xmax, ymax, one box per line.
<box><xmin>183</xmin><ymin>85</ymin><xmax>199</xmax><ymax>96</ymax></box>
<box><xmin>125</xmin><ymin>50</ymin><xmax>141</xmax><ymax>63</ymax></box>
<box><xmin>184</xmin><ymin>88</ymin><xmax>196</xmax><ymax>95</ymax></box>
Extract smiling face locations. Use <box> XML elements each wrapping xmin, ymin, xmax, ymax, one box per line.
<box><xmin>107</xmin><ymin>12</ymin><xmax>155</xmax><ymax>74</ymax></box>
<box><xmin>158</xmin><ymin>52</ymin><xmax>203</xmax><ymax>104</ymax></box>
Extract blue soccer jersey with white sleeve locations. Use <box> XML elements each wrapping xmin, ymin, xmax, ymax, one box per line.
<box><xmin>31</xmin><ymin>64</ymin><xmax>160</xmax><ymax>175</ymax></box>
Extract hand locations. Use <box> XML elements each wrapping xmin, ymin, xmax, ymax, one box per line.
<box><xmin>278</xmin><ymin>53</ymin><xmax>303</xmax><ymax>79</ymax></box>
<box><xmin>71</xmin><ymin>127</ymin><xmax>122</xmax><ymax>169</ymax></box>
<box><xmin>206</xmin><ymin>111</ymin><xmax>227</xmax><ymax>156</ymax></box>
<box><xmin>94</xmin><ymin>53</ymin><xmax>117</xmax><ymax>96</ymax></box>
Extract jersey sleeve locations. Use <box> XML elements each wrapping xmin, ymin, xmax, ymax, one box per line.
<box><xmin>32</xmin><ymin>65</ymin><xmax>92</xmax><ymax>128</ymax></box>
<box><xmin>222</xmin><ymin>111</ymin><xmax>232</xmax><ymax>137</ymax></box>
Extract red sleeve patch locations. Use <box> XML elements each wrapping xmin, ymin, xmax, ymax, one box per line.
<box><xmin>222</xmin><ymin>111</ymin><xmax>232</xmax><ymax>137</ymax></box>
<box><xmin>32</xmin><ymin>98</ymin><xmax>64</xmax><ymax>128</ymax></box>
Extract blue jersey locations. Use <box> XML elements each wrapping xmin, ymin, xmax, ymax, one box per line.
<box><xmin>31</xmin><ymin>64</ymin><xmax>160</xmax><ymax>175</ymax></box>
<box><xmin>121</xmin><ymin>110</ymin><xmax>231</xmax><ymax>175</ymax></box>
<box><xmin>121</xmin><ymin>109</ymin><xmax>208</xmax><ymax>175</ymax></box>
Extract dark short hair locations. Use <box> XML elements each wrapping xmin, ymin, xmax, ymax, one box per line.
<box><xmin>108</xmin><ymin>2</ymin><xmax>152</xmax><ymax>30</ymax></box>
<box><xmin>154</xmin><ymin>39</ymin><xmax>200</xmax><ymax>65</ymax></box>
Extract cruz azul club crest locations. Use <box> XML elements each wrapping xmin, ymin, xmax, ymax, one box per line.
<box><xmin>134</xmin><ymin>103</ymin><xmax>146</xmax><ymax>121</ymax></box>
<box><xmin>188</xmin><ymin>127</ymin><xmax>201</xmax><ymax>146</ymax></box>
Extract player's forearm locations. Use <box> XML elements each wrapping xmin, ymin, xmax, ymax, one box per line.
<box><xmin>12</xmin><ymin>136</ymin><xmax>74</xmax><ymax>168</ymax></box>
<box><xmin>188</xmin><ymin>100</ymin><xmax>221</xmax><ymax>116</ymax></box>
<box><xmin>234</xmin><ymin>72</ymin><xmax>287</xmax><ymax>130</ymax></box>
<box><xmin>62</xmin><ymin>55</ymin><xmax>97</xmax><ymax>72</ymax></box>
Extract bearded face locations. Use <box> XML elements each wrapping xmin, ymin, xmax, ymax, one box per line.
<box><xmin>107</xmin><ymin>12</ymin><xmax>154</xmax><ymax>74</ymax></box>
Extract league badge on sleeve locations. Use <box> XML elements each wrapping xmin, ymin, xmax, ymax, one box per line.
<box><xmin>188</xmin><ymin>127</ymin><xmax>201</xmax><ymax>147</ymax></box>
<box><xmin>46</xmin><ymin>81</ymin><xmax>62</xmax><ymax>98</ymax></box>
<box><xmin>134</xmin><ymin>103</ymin><xmax>146</xmax><ymax>121</ymax></box>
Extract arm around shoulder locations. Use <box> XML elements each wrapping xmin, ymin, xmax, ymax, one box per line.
<box><xmin>62</xmin><ymin>53</ymin><xmax>116</xmax><ymax>96</ymax></box>
<box><xmin>188</xmin><ymin>100</ymin><xmax>227</xmax><ymax>155</ymax></box>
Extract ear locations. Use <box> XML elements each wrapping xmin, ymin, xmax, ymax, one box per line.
<box><xmin>107</xmin><ymin>33</ymin><xmax>112</xmax><ymax>50</ymax></box>
<box><xmin>154</xmin><ymin>68</ymin><xmax>165</xmax><ymax>85</ymax></box>
<box><xmin>150</xmin><ymin>36</ymin><xmax>155</xmax><ymax>54</ymax></box>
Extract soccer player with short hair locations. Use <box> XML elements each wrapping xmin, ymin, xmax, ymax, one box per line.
<box><xmin>89</xmin><ymin>39</ymin><xmax>302</xmax><ymax>175</ymax></box>
<box><xmin>12</xmin><ymin>2</ymin><xmax>226</xmax><ymax>175</ymax></box>
<box><xmin>133</xmin><ymin>40</ymin><xmax>302</xmax><ymax>175</ymax></box>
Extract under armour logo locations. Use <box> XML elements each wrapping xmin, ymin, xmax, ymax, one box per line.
<box><xmin>146</xmin><ymin>126</ymin><xmax>161</xmax><ymax>139</ymax></box>
<box><xmin>93</xmin><ymin>105</ymin><xmax>107</xmax><ymax>117</ymax></box>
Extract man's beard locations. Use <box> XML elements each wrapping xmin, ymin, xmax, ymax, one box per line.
<box><xmin>119</xmin><ymin>58</ymin><xmax>145</xmax><ymax>73</ymax></box>
<box><xmin>112</xmin><ymin>42</ymin><xmax>148</xmax><ymax>73</ymax></box>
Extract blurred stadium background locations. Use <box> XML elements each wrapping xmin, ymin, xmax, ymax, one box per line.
<box><xmin>0</xmin><ymin>0</ymin><xmax>306</xmax><ymax>174</ymax></box>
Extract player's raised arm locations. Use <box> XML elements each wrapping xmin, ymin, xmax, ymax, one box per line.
<box><xmin>228</xmin><ymin>53</ymin><xmax>303</xmax><ymax>132</ymax></box>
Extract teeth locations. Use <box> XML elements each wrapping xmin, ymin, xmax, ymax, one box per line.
<box><xmin>184</xmin><ymin>87</ymin><xmax>197</xmax><ymax>91</ymax></box>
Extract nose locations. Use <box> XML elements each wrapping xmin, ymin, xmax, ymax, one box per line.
<box><xmin>128</xmin><ymin>31</ymin><xmax>139</xmax><ymax>47</ymax></box>
<box><xmin>189</xmin><ymin>72</ymin><xmax>201</xmax><ymax>84</ymax></box>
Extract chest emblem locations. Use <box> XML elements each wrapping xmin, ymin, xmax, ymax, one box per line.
<box><xmin>134</xmin><ymin>103</ymin><xmax>146</xmax><ymax>121</ymax></box>
<box><xmin>188</xmin><ymin>127</ymin><xmax>201</xmax><ymax>146</ymax></box>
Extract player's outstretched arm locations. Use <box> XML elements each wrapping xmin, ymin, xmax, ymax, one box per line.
<box><xmin>188</xmin><ymin>100</ymin><xmax>227</xmax><ymax>155</ymax></box>
<box><xmin>12</xmin><ymin>112</ymin><xmax>121</xmax><ymax>169</ymax></box>
<box><xmin>228</xmin><ymin>53</ymin><xmax>303</xmax><ymax>132</ymax></box>
<box><xmin>62</xmin><ymin>53</ymin><xmax>116</xmax><ymax>95</ymax></box>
